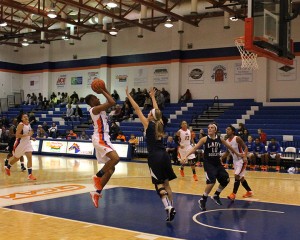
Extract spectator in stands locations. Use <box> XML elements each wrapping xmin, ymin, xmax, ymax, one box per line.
<box><xmin>29</xmin><ymin>111</ymin><xmax>37</xmax><ymax>126</ymax></box>
<box><xmin>109</xmin><ymin>122</ymin><xmax>120</xmax><ymax>141</ymax></box>
<box><xmin>166</xmin><ymin>136</ymin><xmax>179</xmax><ymax>165</ymax></box>
<box><xmin>36</xmin><ymin>125</ymin><xmax>48</xmax><ymax>138</ymax></box>
<box><xmin>155</xmin><ymin>89</ymin><xmax>165</xmax><ymax>109</ymax></box>
<box><xmin>37</xmin><ymin>93</ymin><xmax>43</xmax><ymax>109</ymax></box>
<box><xmin>0</xmin><ymin>126</ymin><xmax>9</xmax><ymax>144</ymax></box>
<box><xmin>143</xmin><ymin>95</ymin><xmax>152</xmax><ymax>111</ymax></box>
<box><xmin>67</xmin><ymin>130</ymin><xmax>78</xmax><ymax>140</ymax></box>
<box><xmin>266</xmin><ymin>138</ymin><xmax>282</xmax><ymax>172</ymax></box>
<box><xmin>70</xmin><ymin>91</ymin><xmax>79</xmax><ymax>104</ymax></box>
<box><xmin>1</xmin><ymin>116</ymin><xmax>10</xmax><ymax>128</ymax></box>
<box><xmin>199</xmin><ymin>128</ymin><xmax>207</xmax><ymax>138</ymax></box>
<box><xmin>237</xmin><ymin>123</ymin><xmax>246</xmax><ymax>136</ymax></box>
<box><xmin>252</xmin><ymin>137</ymin><xmax>267</xmax><ymax>171</ymax></box>
<box><xmin>42</xmin><ymin>97</ymin><xmax>50</xmax><ymax>110</ymax></box>
<box><xmin>161</xmin><ymin>88</ymin><xmax>170</xmax><ymax>104</ymax></box>
<box><xmin>128</xmin><ymin>133</ymin><xmax>139</xmax><ymax>158</ymax></box>
<box><xmin>79</xmin><ymin>130</ymin><xmax>90</xmax><ymax>140</ymax></box>
<box><xmin>178</xmin><ymin>89</ymin><xmax>192</xmax><ymax>103</ymax></box>
<box><xmin>116</xmin><ymin>131</ymin><xmax>126</xmax><ymax>142</ymax></box>
<box><xmin>258</xmin><ymin>128</ymin><xmax>267</xmax><ymax>145</ymax></box>
<box><xmin>241</xmin><ymin>129</ymin><xmax>250</xmax><ymax>142</ymax></box>
<box><xmin>42</xmin><ymin>121</ymin><xmax>49</xmax><ymax>132</ymax></box>
<box><xmin>121</xmin><ymin>102</ymin><xmax>133</xmax><ymax>121</ymax></box>
<box><xmin>135</xmin><ymin>88</ymin><xmax>146</xmax><ymax>107</ymax></box>
<box><xmin>129</xmin><ymin>88</ymin><xmax>136</xmax><ymax>98</ymax></box>
<box><xmin>25</xmin><ymin>93</ymin><xmax>31</xmax><ymax>105</ymax></box>
<box><xmin>64</xmin><ymin>104</ymin><xmax>74</xmax><ymax>125</ymax></box>
<box><xmin>31</xmin><ymin>93</ymin><xmax>37</xmax><ymax>105</ymax></box>
<box><xmin>245</xmin><ymin>135</ymin><xmax>256</xmax><ymax>170</ymax></box>
<box><xmin>111</xmin><ymin>104</ymin><xmax>123</xmax><ymax>122</ymax></box>
<box><xmin>50</xmin><ymin>94</ymin><xmax>58</xmax><ymax>108</ymax></box>
<box><xmin>48</xmin><ymin>122</ymin><xmax>58</xmax><ymax>138</ymax></box>
<box><xmin>73</xmin><ymin>104</ymin><xmax>83</xmax><ymax>121</ymax></box>
<box><xmin>50</xmin><ymin>92</ymin><xmax>57</xmax><ymax>100</ymax></box>
<box><xmin>111</xmin><ymin>90</ymin><xmax>120</xmax><ymax>102</ymax></box>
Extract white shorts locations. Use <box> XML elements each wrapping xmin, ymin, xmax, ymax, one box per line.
<box><xmin>177</xmin><ymin>145</ymin><xmax>196</xmax><ymax>160</ymax></box>
<box><xmin>233</xmin><ymin>160</ymin><xmax>246</xmax><ymax>177</ymax></box>
<box><xmin>13</xmin><ymin>140</ymin><xmax>33</xmax><ymax>159</ymax></box>
<box><xmin>92</xmin><ymin>136</ymin><xmax>115</xmax><ymax>164</ymax></box>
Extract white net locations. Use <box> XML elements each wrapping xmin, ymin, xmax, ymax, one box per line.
<box><xmin>235</xmin><ymin>37</ymin><xmax>258</xmax><ymax>70</ymax></box>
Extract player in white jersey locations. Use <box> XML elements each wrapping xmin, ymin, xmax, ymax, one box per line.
<box><xmin>222</xmin><ymin>125</ymin><xmax>253</xmax><ymax>201</ymax></box>
<box><xmin>85</xmin><ymin>87</ymin><xmax>120</xmax><ymax>208</ymax></box>
<box><xmin>176</xmin><ymin>121</ymin><xmax>198</xmax><ymax>181</ymax></box>
<box><xmin>4</xmin><ymin>113</ymin><xmax>36</xmax><ymax>180</ymax></box>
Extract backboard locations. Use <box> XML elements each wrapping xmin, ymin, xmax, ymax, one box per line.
<box><xmin>244</xmin><ymin>0</ymin><xmax>295</xmax><ymax>65</ymax></box>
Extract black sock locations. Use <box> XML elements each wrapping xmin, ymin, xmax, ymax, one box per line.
<box><xmin>96</xmin><ymin>169</ymin><xmax>105</xmax><ymax>178</ymax></box>
<box><xmin>202</xmin><ymin>195</ymin><xmax>208</xmax><ymax>201</ymax></box>
<box><xmin>233</xmin><ymin>180</ymin><xmax>240</xmax><ymax>194</ymax></box>
<box><xmin>242</xmin><ymin>180</ymin><xmax>252</xmax><ymax>191</ymax></box>
<box><xmin>4</xmin><ymin>159</ymin><xmax>8</xmax><ymax>166</ymax></box>
<box><xmin>21</xmin><ymin>163</ymin><xmax>25</xmax><ymax>168</ymax></box>
<box><xmin>214</xmin><ymin>189</ymin><xmax>221</xmax><ymax>196</ymax></box>
<box><xmin>180</xmin><ymin>166</ymin><xmax>184</xmax><ymax>170</ymax></box>
<box><xmin>192</xmin><ymin>169</ymin><xmax>196</xmax><ymax>174</ymax></box>
<box><xmin>7</xmin><ymin>164</ymin><xmax>11</xmax><ymax>169</ymax></box>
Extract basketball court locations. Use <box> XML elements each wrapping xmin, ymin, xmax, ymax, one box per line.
<box><xmin>1</xmin><ymin>154</ymin><xmax>299</xmax><ymax>240</ymax></box>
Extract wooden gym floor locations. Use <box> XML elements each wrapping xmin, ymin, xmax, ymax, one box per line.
<box><xmin>0</xmin><ymin>153</ymin><xmax>299</xmax><ymax>240</ymax></box>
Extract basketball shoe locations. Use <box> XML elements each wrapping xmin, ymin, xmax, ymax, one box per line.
<box><xmin>165</xmin><ymin>206</ymin><xmax>176</xmax><ymax>222</ymax></box>
<box><xmin>27</xmin><ymin>174</ymin><xmax>37</xmax><ymax>180</ymax></box>
<box><xmin>243</xmin><ymin>191</ymin><xmax>253</xmax><ymax>198</ymax></box>
<box><xmin>211</xmin><ymin>195</ymin><xmax>222</xmax><ymax>205</ymax></box>
<box><xmin>92</xmin><ymin>175</ymin><xmax>102</xmax><ymax>191</ymax></box>
<box><xmin>90</xmin><ymin>191</ymin><xmax>102</xmax><ymax>208</ymax></box>
<box><xmin>4</xmin><ymin>166</ymin><xmax>10</xmax><ymax>176</ymax></box>
<box><xmin>198</xmin><ymin>198</ymin><xmax>207</xmax><ymax>211</ymax></box>
<box><xmin>193</xmin><ymin>174</ymin><xmax>198</xmax><ymax>181</ymax></box>
<box><xmin>227</xmin><ymin>193</ymin><xmax>236</xmax><ymax>201</ymax></box>
<box><xmin>179</xmin><ymin>168</ymin><xmax>184</xmax><ymax>177</ymax></box>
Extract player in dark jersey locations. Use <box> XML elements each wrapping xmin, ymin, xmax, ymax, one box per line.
<box><xmin>126</xmin><ymin>86</ymin><xmax>177</xmax><ymax>222</ymax></box>
<box><xmin>4</xmin><ymin>118</ymin><xmax>26</xmax><ymax>171</ymax></box>
<box><xmin>182</xmin><ymin>123</ymin><xmax>242</xmax><ymax>211</ymax></box>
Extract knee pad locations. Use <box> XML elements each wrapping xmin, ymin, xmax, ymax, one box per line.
<box><xmin>219</xmin><ymin>176</ymin><xmax>230</xmax><ymax>187</ymax></box>
<box><xmin>155</xmin><ymin>185</ymin><xmax>168</xmax><ymax>198</ymax></box>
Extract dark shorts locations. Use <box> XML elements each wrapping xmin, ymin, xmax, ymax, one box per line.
<box><xmin>8</xmin><ymin>138</ymin><xmax>16</xmax><ymax>153</ymax></box>
<box><xmin>204</xmin><ymin>162</ymin><xmax>229</xmax><ymax>184</ymax></box>
<box><xmin>148</xmin><ymin>150</ymin><xmax>177</xmax><ymax>185</ymax></box>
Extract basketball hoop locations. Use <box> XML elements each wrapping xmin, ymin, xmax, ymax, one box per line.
<box><xmin>235</xmin><ymin>37</ymin><xmax>258</xmax><ymax>70</ymax></box>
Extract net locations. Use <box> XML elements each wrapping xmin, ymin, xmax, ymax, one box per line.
<box><xmin>235</xmin><ymin>37</ymin><xmax>258</xmax><ymax>70</ymax></box>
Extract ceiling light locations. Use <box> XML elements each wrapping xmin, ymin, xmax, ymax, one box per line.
<box><xmin>106</xmin><ymin>1</ymin><xmax>118</xmax><ymax>8</ymax></box>
<box><xmin>109</xmin><ymin>27</ymin><xmax>118</xmax><ymax>36</ymax></box>
<box><xmin>0</xmin><ymin>20</ymin><xmax>7</xmax><ymax>27</ymax></box>
<box><xmin>47</xmin><ymin>2</ymin><xmax>57</xmax><ymax>19</ymax></box>
<box><xmin>164</xmin><ymin>18</ymin><xmax>173</xmax><ymax>28</ymax></box>
<box><xmin>229</xmin><ymin>16</ymin><xmax>239</xmax><ymax>21</ymax></box>
<box><xmin>21</xmin><ymin>39</ymin><xmax>29</xmax><ymax>47</ymax></box>
<box><xmin>47</xmin><ymin>9</ymin><xmax>57</xmax><ymax>18</ymax></box>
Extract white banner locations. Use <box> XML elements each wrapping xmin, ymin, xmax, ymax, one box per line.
<box><xmin>277</xmin><ymin>61</ymin><xmax>297</xmax><ymax>81</ymax></box>
<box><xmin>234</xmin><ymin>63</ymin><xmax>253</xmax><ymax>82</ymax></box>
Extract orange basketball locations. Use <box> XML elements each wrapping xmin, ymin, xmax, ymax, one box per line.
<box><xmin>91</xmin><ymin>78</ymin><xmax>106</xmax><ymax>93</ymax></box>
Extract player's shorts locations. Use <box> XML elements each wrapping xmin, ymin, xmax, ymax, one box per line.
<box><xmin>148</xmin><ymin>150</ymin><xmax>177</xmax><ymax>185</ymax></box>
<box><xmin>204</xmin><ymin>162</ymin><xmax>229</xmax><ymax>185</ymax></box>
<box><xmin>178</xmin><ymin>145</ymin><xmax>196</xmax><ymax>160</ymax></box>
<box><xmin>233</xmin><ymin>160</ymin><xmax>246</xmax><ymax>177</ymax></box>
<box><xmin>13</xmin><ymin>141</ymin><xmax>33</xmax><ymax>158</ymax></box>
<box><xmin>92</xmin><ymin>136</ymin><xmax>115</xmax><ymax>164</ymax></box>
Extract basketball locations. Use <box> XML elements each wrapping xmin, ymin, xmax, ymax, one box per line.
<box><xmin>91</xmin><ymin>78</ymin><xmax>106</xmax><ymax>93</ymax></box>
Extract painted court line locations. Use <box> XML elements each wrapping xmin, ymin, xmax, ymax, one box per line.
<box><xmin>4</xmin><ymin>208</ymin><xmax>184</xmax><ymax>240</ymax></box>
<box><xmin>192</xmin><ymin>208</ymin><xmax>285</xmax><ymax>233</ymax></box>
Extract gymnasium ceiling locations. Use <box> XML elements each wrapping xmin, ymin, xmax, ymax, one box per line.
<box><xmin>0</xmin><ymin>0</ymin><xmax>299</xmax><ymax>49</ymax></box>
